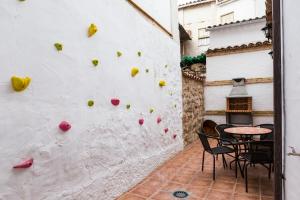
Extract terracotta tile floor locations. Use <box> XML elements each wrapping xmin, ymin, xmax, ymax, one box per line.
<box><xmin>117</xmin><ymin>140</ymin><xmax>274</xmax><ymax>200</ymax></box>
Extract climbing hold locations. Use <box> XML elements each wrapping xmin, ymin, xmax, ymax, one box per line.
<box><xmin>173</xmin><ymin>134</ymin><xmax>177</xmax><ymax>139</ymax></box>
<box><xmin>164</xmin><ymin>128</ymin><xmax>169</xmax><ymax>133</ymax></box>
<box><xmin>157</xmin><ymin>117</ymin><xmax>162</xmax><ymax>124</ymax></box>
<box><xmin>126</xmin><ymin>104</ymin><xmax>131</xmax><ymax>109</ymax></box>
<box><xmin>54</xmin><ymin>43</ymin><xmax>63</xmax><ymax>51</ymax></box>
<box><xmin>159</xmin><ymin>80</ymin><xmax>166</xmax><ymax>87</ymax></box>
<box><xmin>149</xmin><ymin>108</ymin><xmax>154</xmax><ymax>113</ymax></box>
<box><xmin>137</xmin><ymin>51</ymin><xmax>142</xmax><ymax>57</ymax></box>
<box><xmin>88</xmin><ymin>100</ymin><xmax>94</xmax><ymax>107</ymax></box>
<box><xmin>131</xmin><ymin>67</ymin><xmax>139</xmax><ymax>77</ymax></box>
<box><xmin>59</xmin><ymin>121</ymin><xmax>71</xmax><ymax>132</ymax></box>
<box><xmin>11</xmin><ymin>76</ymin><xmax>31</xmax><ymax>92</ymax></box>
<box><xmin>117</xmin><ymin>51</ymin><xmax>122</xmax><ymax>57</ymax></box>
<box><xmin>165</xmin><ymin>64</ymin><xmax>168</xmax><ymax>68</ymax></box>
<box><xmin>111</xmin><ymin>98</ymin><xmax>120</xmax><ymax>106</ymax></box>
<box><xmin>13</xmin><ymin>158</ymin><xmax>33</xmax><ymax>169</ymax></box>
<box><xmin>19</xmin><ymin>0</ymin><xmax>26</xmax><ymax>1</ymax></box>
<box><xmin>145</xmin><ymin>69</ymin><xmax>149</xmax><ymax>73</ymax></box>
<box><xmin>92</xmin><ymin>59</ymin><xmax>99</xmax><ymax>67</ymax></box>
<box><xmin>88</xmin><ymin>23</ymin><xmax>98</xmax><ymax>37</ymax></box>
<box><xmin>139</xmin><ymin>119</ymin><xmax>144</xmax><ymax>125</ymax></box>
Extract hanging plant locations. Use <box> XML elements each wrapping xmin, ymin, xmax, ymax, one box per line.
<box><xmin>180</xmin><ymin>53</ymin><xmax>206</xmax><ymax>68</ymax></box>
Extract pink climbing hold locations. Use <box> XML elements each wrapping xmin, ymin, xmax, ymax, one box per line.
<box><xmin>13</xmin><ymin>158</ymin><xmax>33</xmax><ymax>169</ymax></box>
<box><xmin>139</xmin><ymin>119</ymin><xmax>144</xmax><ymax>125</ymax></box>
<box><xmin>59</xmin><ymin>121</ymin><xmax>71</xmax><ymax>132</ymax></box>
<box><xmin>173</xmin><ymin>134</ymin><xmax>177</xmax><ymax>139</ymax></box>
<box><xmin>157</xmin><ymin>117</ymin><xmax>162</xmax><ymax>124</ymax></box>
<box><xmin>164</xmin><ymin>128</ymin><xmax>169</xmax><ymax>133</ymax></box>
<box><xmin>111</xmin><ymin>98</ymin><xmax>120</xmax><ymax>106</ymax></box>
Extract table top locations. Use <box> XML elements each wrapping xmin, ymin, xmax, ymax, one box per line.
<box><xmin>224</xmin><ymin>126</ymin><xmax>272</xmax><ymax>135</ymax></box>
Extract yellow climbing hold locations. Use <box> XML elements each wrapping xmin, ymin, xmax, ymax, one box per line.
<box><xmin>131</xmin><ymin>67</ymin><xmax>139</xmax><ymax>77</ymax></box>
<box><xmin>54</xmin><ymin>43</ymin><xmax>63</xmax><ymax>51</ymax></box>
<box><xmin>117</xmin><ymin>51</ymin><xmax>122</xmax><ymax>57</ymax></box>
<box><xmin>92</xmin><ymin>59</ymin><xmax>99</xmax><ymax>67</ymax></box>
<box><xmin>159</xmin><ymin>80</ymin><xmax>166</xmax><ymax>87</ymax></box>
<box><xmin>11</xmin><ymin>76</ymin><xmax>31</xmax><ymax>92</ymax></box>
<box><xmin>88</xmin><ymin>24</ymin><xmax>98</xmax><ymax>37</ymax></box>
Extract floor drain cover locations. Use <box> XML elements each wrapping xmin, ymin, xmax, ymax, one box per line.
<box><xmin>173</xmin><ymin>191</ymin><xmax>189</xmax><ymax>198</ymax></box>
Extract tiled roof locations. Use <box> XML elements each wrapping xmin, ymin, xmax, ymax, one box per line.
<box><xmin>206</xmin><ymin>41</ymin><xmax>272</xmax><ymax>56</ymax></box>
<box><xmin>178</xmin><ymin>0</ymin><xmax>212</xmax><ymax>8</ymax></box>
<box><xmin>207</xmin><ymin>16</ymin><xmax>266</xmax><ymax>30</ymax></box>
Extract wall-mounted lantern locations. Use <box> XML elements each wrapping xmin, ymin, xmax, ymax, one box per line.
<box><xmin>261</xmin><ymin>23</ymin><xmax>272</xmax><ymax>41</ymax></box>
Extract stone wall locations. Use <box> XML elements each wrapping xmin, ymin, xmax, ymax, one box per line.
<box><xmin>182</xmin><ymin>64</ymin><xmax>205</xmax><ymax>146</ymax></box>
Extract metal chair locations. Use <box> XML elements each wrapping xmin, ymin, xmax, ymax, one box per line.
<box><xmin>198</xmin><ymin>130</ymin><xmax>236</xmax><ymax>180</ymax></box>
<box><xmin>255</xmin><ymin>124</ymin><xmax>274</xmax><ymax>140</ymax></box>
<box><xmin>215</xmin><ymin>124</ymin><xmax>239</xmax><ymax>145</ymax></box>
<box><xmin>239</xmin><ymin>140</ymin><xmax>274</xmax><ymax>192</ymax></box>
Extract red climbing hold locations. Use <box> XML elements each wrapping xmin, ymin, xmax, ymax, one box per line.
<box><xmin>164</xmin><ymin>128</ymin><xmax>169</xmax><ymax>133</ymax></box>
<box><xmin>111</xmin><ymin>98</ymin><xmax>120</xmax><ymax>106</ymax></box>
<box><xmin>139</xmin><ymin>119</ymin><xmax>144</xmax><ymax>125</ymax></box>
<box><xmin>13</xmin><ymin>158</ymin><xmax>33</xmax><ymax>169</ymax></box>
<box><xmin>173</xmin><ymin>134</ymin><xmax>177</xmax><ymax>139</ymax></box>
<box><xmin>157</xmin><ymin>117</ymin><xmax>162</xmax><ymax>124</ymax></box>
<box><xmin>59</xmin><ymin>121</ymin><xmax>71</xmax><ymax>132</ymax></box>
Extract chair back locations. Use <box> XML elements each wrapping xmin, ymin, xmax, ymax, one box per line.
<box><xmin>256</xmin><ymin>124</ymin><xmax>274</xmax><ymax>140</ymax></box>
<box><xmin>197</xmin><ymin>130</ymin><xmax>212</xmax><ymax>152</ymax></box>
<box><xmin>215</xmin><ymin>124</ymin><xmax>235</xmax><ymax>140</ymax></box>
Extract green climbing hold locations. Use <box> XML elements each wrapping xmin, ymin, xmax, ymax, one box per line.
<box><xmin>92</xmin><ymin>59</ymin><xmax>99</xmax><ymax>67</ymax></box>
<box><xmin>137</xmin><ymin>51</ymin><xmax>142</xmax><ymax>57</ymax></box>
<box><xmin>126</xmin><ymin>104</ymin><xmax>131</xmax><ymax>109</ymax></box>
<box><xmin>165</xmin><ymin>64</ymin><xmax>168</xmax><ymax>68</ymax></box>
<box><xmin>145</xmin><ymin>69</ymin><xmax>149</xmax><ymax>73</ymax></box>
<box><xmin>149</xmin><ymin>108</ymin><xmax>154</xmax><ymax>113</ymax></box>
<box><xmin>117</xmin><ymin>51</ymin><xmax>122</xmax><ymax>57</ymax></box>
<box><xmin>88</xmin><ymin>100</ymin><xmax>94</xmax><ymax>107</ymax></box>
<box><xmin>54</xmin><ymin>43</ymin><xmax>63</xmax><ymax>51</ymax></box>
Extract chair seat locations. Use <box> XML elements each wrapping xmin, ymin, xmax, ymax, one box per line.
<box><xmin>211</xmin><ymin>146</ymin><xmax>235</xmax><ymax>155</ymax></box>
<box><xmin>240</xmin><ymin>152</ymin><xmax>273</xmax><ymax>164</ymax></box>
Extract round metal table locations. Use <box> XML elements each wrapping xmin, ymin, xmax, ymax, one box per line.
<box><xmin>224</xmin><ymin>126</ymin><xmax>272</xmax><ymax>136</ymax></box>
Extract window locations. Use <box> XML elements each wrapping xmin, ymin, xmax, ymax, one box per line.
<box><xmin>198</xmin><ymin>28</ymin><xmax>209</xmax><ymax>46</ymax></box>
<box><xmin>198</xmin><ymin>28</ymin><xmax>209</xmax><ymax>52</ymax></box>
<box><xmin>220</xmin><ymin>12</ymin><xmax>234</xmax><ymax>24</ymax></box>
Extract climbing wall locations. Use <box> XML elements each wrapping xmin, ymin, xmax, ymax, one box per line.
<box><xmin>0</xmin><ymin>0</ymin><xmax>182</xmax><ymax>199</ymax></box>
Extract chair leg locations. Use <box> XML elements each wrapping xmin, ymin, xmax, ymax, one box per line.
<box><xmin>268</xmin><ymin>163</ymin><xmax>272</xmax><ymax>179</ymax></box>
<box><xmin>202</xmin><ymin>151</ymin><xmax>205</xmax><ymax>171</ymax></box>
<box><xmin>213</xmin><ymin>155</ymin><xmax>216</xmax><ymax>181</ymax></box>
<box><xmin>222</xmin><ymin>154</ymin><xmax>227</xmax><ymax>169</ymax></box>
<box><xmin>245</xmin><ymin>163</ymin><xmax>250</xmax><ymax>192</ymax></box>
<box><xmin>235</xmin><ymin>152</ymin><xmax>238</xmax><ymax>178</ymax></box>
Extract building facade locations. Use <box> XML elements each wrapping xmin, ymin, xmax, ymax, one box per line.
<box><xmin>178</xmin><ymin>0</ymin><xmax>266</xmax><ymax>56</ymax></box>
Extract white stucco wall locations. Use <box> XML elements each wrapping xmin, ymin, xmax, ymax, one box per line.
<box><xmin>282</xmin><ymin>1</ymin><xmax>300</xmax><ymax>200</ymax></box>
<box><xmin>0</xmin><ymin>1</ymin><xmax>183</xmax><ymax>200</ymax></box>
<box><xmin>208</xmin><ymin>19</ymin><xmax>266</xmax><ymax>49</ymax></box>
<box><xmin>216</xmin><ymin>0</ymin><xmax>265</xmax><ymax>24</ymax></box>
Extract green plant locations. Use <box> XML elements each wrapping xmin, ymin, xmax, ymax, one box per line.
<box><xmin>180</xmin><ymin>53</ymin><xmax>206</xmax><ymax>68</ymax></box>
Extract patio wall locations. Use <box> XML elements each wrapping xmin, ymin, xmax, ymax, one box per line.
<box><xmin>0</xmin><ymin>1</ymin><xmax>183</xmax><ymax>200</ymax></box>
<box><xmin>182</xmin><ymin>67</ymin><xmax>205</xmax><ymax>146</ymax></box>
<box><xmin>205</xmin><ymin>18</ymin><xmax>274</xmax><ymax>125</ymax></box>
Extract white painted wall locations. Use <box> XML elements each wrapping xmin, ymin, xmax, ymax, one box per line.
<box><xmin>0</xmin><ymin>1</ymin><xmax>182</xmax><ymax>200</ymax></box>
<box><xmin>208</xmin><ymin>19</ymin><xmax>267</xmax><ymax>49</ymax></box>
<box><xmin>216</xmin><ymin>0</ymin><xmax>265</xmax><ymax>24</ymax></box>
<box><xmin>282</xmin><ymin>1</ymin><xmax>300</xmax><ymax>200</ymax></box>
